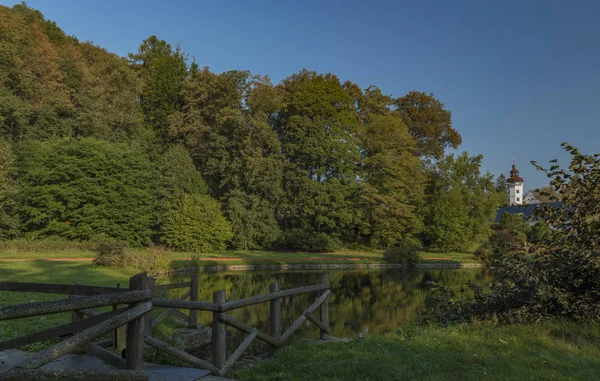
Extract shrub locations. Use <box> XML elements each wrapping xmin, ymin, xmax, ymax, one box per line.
<box><xmin>18</xmin><ymin>138</ymin><xmax>156</xmax><ymax>246</ymax></box>
<box><xmin>93</xmin><ymin>239</ymin><xmax>127</xmax><ymax>267</ymax></box>
<box><xmin>431</xmin><ymin>143</ymin><xmax>600</xmax><ymax>323</ymax></box>
<box><xmin>279</xmin><ymin>229</ymin><xmax>341</xmax><ymax>252</ymax></box>
<box><xmin>474</xmin><ymin>244</ymin><xmax>492</xmax><ymax>261</ymax></box>
<box><xmin>161</xmin><ymin>194</ymin><xmax>232</xmax><ymax>252</ymax></box>
<box><xmin>383</xmin><ymin>238</ymin><xmax>422</xmax><ymax>268</ymax></box>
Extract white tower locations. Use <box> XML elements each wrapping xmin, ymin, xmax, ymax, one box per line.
<box><xmin>507</xmin><ymin>161</ymin><xmax>524</xmax><ymax>205</ymax></box>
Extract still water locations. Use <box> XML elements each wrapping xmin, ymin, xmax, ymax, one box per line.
<box><xmin>160</xmin><ymin>268</ymin><xmax>492</xmax><ymax>340</ymax></box>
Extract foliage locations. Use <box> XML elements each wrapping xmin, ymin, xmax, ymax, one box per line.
<box><xmin>161</xmin><ymin>194</ymin><xmax>232</xmax><ymax>252</ymax></box>
<box><xmin>0</xmin><ymin>140</ymin><xmax>19</xmax><ymax>239</ymax></box>
<box><xmin>431</xmin><ymin>143</ymin><xmax>600</xmax><ymax>323</ymax></box>
<box><xmin>527</xmin><ymin>221</ymin><xmax>552</xmax><ymax>244</ymax></box>
<box><xmin>528</xmin><ymin>185</ymin><xmax>562</xmax><ymax>203</ymax></box>
<box><xmin>383</xmin><ymin>238</ymin><xmax>422</xmax><ymax>268</ymax></box>
<box><xmin>357</xmin><ymin>114</ymin><xmax>425</xmax><ymax>248</ymax></box>
<box><xmin>129</xmin><ymin>35</ymin><xmax>189</xmax><ymax>144</ymax></box>
<box><xmin>278</xmin><ymin>229</ymin><xmax>341</xmax><ymax>252</ymax></box>
<box><xmin>275</xmin><ymin>70</ymin><xmax>360</xmax><ymax>239</ymax></box>
<box><xmin>18</xmin><ymin>138</ymin><xmax>156</xmax><ymax>246</ymax></box>
<box><xmin>92</xmin><ymin>238</ymin><xmax>127</xmax><ymax>267</ymax></box>
<box><xmin>395</xmin><ymin>91</ymin><xmax>461</xmax><ymax>160</ymax></box>
<box><xmin>421</xmin><ymin>153</ymin><xmax>497</xmax><ymax>251</ymax></box>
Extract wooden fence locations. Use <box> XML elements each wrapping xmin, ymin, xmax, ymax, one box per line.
<box><xmin>0</xmin><ymin>272</ymin><xmax>331</xmax><ymax>379</ymax></box>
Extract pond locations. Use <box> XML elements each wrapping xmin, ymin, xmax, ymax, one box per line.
<box><xmin>161</xmin><ymin>268</ymin><xmax>493</xmax><ymax>340</ymax></box>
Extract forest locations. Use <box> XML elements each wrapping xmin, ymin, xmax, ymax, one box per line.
<box><xmin>0</xmin><ymin>4</ymin><xmax>507</xmax><ymax>253</ymax></box>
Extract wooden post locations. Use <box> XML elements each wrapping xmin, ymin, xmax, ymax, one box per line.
<box><xmin>113</xmin><ymin>283</ymin><xmax>126</xmax><ymax>356</ymax></box>
<box><xmin>188</xmin><ymin>273</ymin><xmax>199</xmax><ymax>328</ymax></box>
<box><xmin>320</xmin><ymin>274</ymin><xmax>329</xmax><ymax>340</ymax></box>
<box><xmin>269</xmin><ymin>280</ymin><xmax>281</xmax><ymax>342</ymax></box>
<box><xmin>212</xmin><ymin>289</ymin><xmax>226</xmax><ymax>369</ymax></box>
<box><xmin>126</xmin><ymin>273</ymin><xmax>152</xmax><ymax>370</ymax></box>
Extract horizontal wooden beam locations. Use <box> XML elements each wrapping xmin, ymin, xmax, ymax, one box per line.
<box><xmin>172</xmin><ymin>309</ymin><xmax>189</xmax><ymax>321</ymax></box>
<box><xmin>0</xmin><ymin>290</ymin><xmax>152</xmax><ymax>321</ymax></box>
<box><xmin>143</xmin><ymin>335</ymin><xmax>218</xmax><ymax>373</ymax></box>
<box><xmin>151</xmin><ymin>298</ymin><xmax>219</xmax><ymax>312</ymax></box>
<box><xmin>220</xmin><ymin>283</ymin><xmax>329</xmax><ymax>312</ymax></box>
<box><xmin>281</xmin><ymin>290</ymin><xmax>331</xmax><ymax>343</ymax></box>
<box><xmin>154</xmin><ymin>282</ymin><xmax>191</xmax><ymax>292</ymax></box>
<box><xmin>87</xmin><ymin>342</ymin><xmax>127</xmax><ymax>369</ymax></box>
<box><xmin>17</xmin><ymin>302</ymin><xmax>152</xmax><ymax>369</ymax></box>
<box><xmin>220</xmin><ymin>314</ymin><xmax>280</xmax><ymax>347</ymax></box>
<box><xmin>0</xmin><ymin>282</ymin><xmax>126</xmax><ymax>296</ymax></box>
<box><xmin>0</xmin><ymin>368</ymin><xmax>147</xmax><ymax>380</ymax></box>
<box><xmin>79</xmin><ymin>308</ymin><xmax>102</xmax><ymax>317</ymax></box>
<box><xmin>218</xmin><ymin>329</ymin><xmax>259</xmax><ymax>376</ymax></box>
<box><xmin>0</xmin><ymin>307</ymin><xmax>125</xmax><ymax>351</ymax></box>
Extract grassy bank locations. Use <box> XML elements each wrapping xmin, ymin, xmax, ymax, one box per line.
<box><xmin>231</xmin><ymin>323</ymin><xmax>600</xmax><ymax>381</ymax></box>
<box><xmin>0</xmin><ymin>241</ymin><xmax>478</xmax><ymax>265</ymax></box>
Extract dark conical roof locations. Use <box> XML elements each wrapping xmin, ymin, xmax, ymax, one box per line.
<box><xmin>507</xmin><ymin>163</ymin><xmax>523</xmax><ymax>183</ymax></box>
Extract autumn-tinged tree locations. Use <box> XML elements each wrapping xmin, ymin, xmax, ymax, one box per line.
<box><xmin>395</xmin><ymin>91</ymin><xmax>461</xmax><ymax>160</ymax></box>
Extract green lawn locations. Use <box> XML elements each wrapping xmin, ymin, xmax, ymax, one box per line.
<box><xmin>0</xmin><ymin>247</ymin><xmax>478</xmax><ymax>265</ymax></box>
<box><xmin>231</xmin><ymin>323</ymin><xmax>600</xmax><ymax>381</ymax></box>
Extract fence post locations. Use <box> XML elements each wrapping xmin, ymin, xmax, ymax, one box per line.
<box><xmin>189</xmin><ymin>273</ymin><xmax>199</xmax><ymax>328</ymax></box>
<box><xmin>69</xmin><ymin>284</ymin><xmax>85</xmax><ymax>354</ymax></box>
<box><xmin>269</xmin><ymin>280</ymin><xmax>281</xmax><ymax>343</ymax></box>
<box><xmin>113</xmin><ymin>283</ymin><xmax>126</xmax><ymax>356</ymax></box>
<box><xmin>320</xmin><ymin>274</ymin><xmax>329</xmax><ymax>340</ymax></box>
<box><xmin>212</xmin><ymin>289</ymin><xmax>227</xmax><ymax>369</ymax></box>
<box><xmin>126</xmin><ymin>273</ymin><xmax>152</xmax><ymax>370</ymax></box>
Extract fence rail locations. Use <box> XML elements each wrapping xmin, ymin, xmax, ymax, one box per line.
<box><xmin>0</xmin><ymin>271</ymin><xmax>331</xmax><ymax>379</ymax></box>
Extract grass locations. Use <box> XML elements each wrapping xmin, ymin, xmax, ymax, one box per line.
<box><xmin>0</xmin><ymin>243</ymin><xmax>479</xmax><ymax>265</ymax></box>
<box><xmin>231</xmin><ymin>322</ymin><xmax>600</xmax><ymax>381</ymax></box>
<box><xmin>0</xmin><ymin>260</ymin><xmax>138</xmax><ymax>347</ymax></box>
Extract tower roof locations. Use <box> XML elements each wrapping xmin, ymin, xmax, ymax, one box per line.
<box><xmin>507</xmin><ymin>163</ymin><xmax>523</xmax><ymax>183</ymax></box>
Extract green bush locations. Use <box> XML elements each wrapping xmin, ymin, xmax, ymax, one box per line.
<box><xmin>18</xmin><ymin>138</ymin><xmax>156</xmax><ymax>246</ymax></box>
<box><xmin>279</xmin><ymin>229</ymin><xmax>341</xmax><ymax>252</ymax></box>
<box><xmin>474</xmin><ymin>244</ymin><xmax>492</xmax><ymax>261</ymax></box>
<box><xmin>383</xmin><ymin>238</ymin><xmax>422</xmax><ymax>268</ymax></box>
<box><xmin>161</xmin><ymin>194</ymin><xmax>232</xmax><ymax>252</ymax></box>
<box><xmin>92</xmin><ymin>239</ymin><xmax>127</xmax><ymax>267</ymax></box>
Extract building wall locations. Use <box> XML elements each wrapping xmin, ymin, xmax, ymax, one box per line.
<box><xmin>509</xmin><ymin>181</ymin><xmax>524</xmax><ymax>205</ymax></box>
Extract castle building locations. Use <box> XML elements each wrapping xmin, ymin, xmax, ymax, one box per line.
<box><xmin>507</xmin><ymin>162</ymin><xmax>524</xmax><ymax>205</ymax></box>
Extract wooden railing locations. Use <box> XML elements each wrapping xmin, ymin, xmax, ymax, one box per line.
<box><xmin>0</xmin><ymin>273</ymin><xmax>153</xmax><ymax>380</ymax></box>
<box><xmin>0</xmin><ymin>272</ymin><xmax>331</xmax><ymax>378</ymax></box>
<box><xmin>151</xmin><ymin>273</ymin><xmax>331</xmax><ymax>376</ymax></box>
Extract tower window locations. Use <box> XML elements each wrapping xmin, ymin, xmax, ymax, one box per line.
<box><xmin>516</xmin><ymin>189</ymin><xmax>520</xmax><ymax>194</ymax></box>
<box><xmin>517</xmin><ymin>197</ymin><xmax>520</xmax><ymax>201</ymax></box>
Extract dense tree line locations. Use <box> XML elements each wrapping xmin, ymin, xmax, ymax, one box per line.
<box><xmin>0</xmin><ymin>4</ymin><xmax>505</xmax><ymax>252</ymax></box>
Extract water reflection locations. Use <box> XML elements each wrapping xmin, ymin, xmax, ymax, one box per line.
<box><xmin>161</xmin><ymin>268</ymin><xmax>492</xmax><ymax>340</ymax></box>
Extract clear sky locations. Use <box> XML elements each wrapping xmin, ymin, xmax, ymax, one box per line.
<box><xmin>3</xmin><ymin>0</ymin><xmax>599</xmax><ymax>190</ymax></box>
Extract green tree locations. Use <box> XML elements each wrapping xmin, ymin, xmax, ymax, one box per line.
<box><xmin>422</xmin><ymin>153</ymin><xmax>497</xmax><ymax>251</ymax></box>
<box><xmin>358</xmin><ymin>114</ymin><xmax>424</xmax><ymax>248</ymax></box>
<box><xmin>18</xmin><ymin>138</ymin><xmax>156</xmax><ymax>245</ymax></box>
<box><xmin>169</xmin><ymin>69</ymin><xmax>284</xmax><ymax>249</ymax></box>
<box><xmin>129</xmin><ymin>35</ymin><xmax>188</xmax><ymax>143</ymax></box>
<box><xmin>0</xmin><ymin>140</ymin><xmax>19</xmax><ymax>238</ymax></box>
<box><xmin>161</xmin><ymin>194</ymin><xmax>232</xmax><ymax>252</ymax></box>
<box><xmin>275</xmin><ymin>70</ymin><xmax>360</xmax><ymax>240</ymax></box>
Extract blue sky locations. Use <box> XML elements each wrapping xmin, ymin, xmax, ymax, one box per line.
<box><xmin>4</xmin><ymin>0</ymin><xmax>599</xmax><ymax>190</ymax></box>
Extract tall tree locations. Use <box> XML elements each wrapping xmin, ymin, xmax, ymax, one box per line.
<box><xmin>358</xmin><ymin>114</ymin><xmax>424</xmax><ymax>248</ymax></box>
<box><xmin>275</xmin><ymin>70</ymin><xmax>360</xmax><ymax>240</ymax></box>
<box><xmin>129</xmin><ymin>36</ymin><xmax>188</xmax><ymax>144</ymax></box>
<box><xmin>170</xmin><ymin>69</ymin><xmax>284</xmax><ymax>249</ymax></box>
<box><xmin>0</xmin><ymin>140</ymin><xmax>19</xmax><ymax>238</ymax></box>
<box><xmin>422</xmin><ymin>152</ymin><xmax>497</xmax><ymax>251</ymax></box>
<box><xmin>395</xmin><ymin>91</ymin><xmax>461</xmax><ymax>160</ymax></box>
